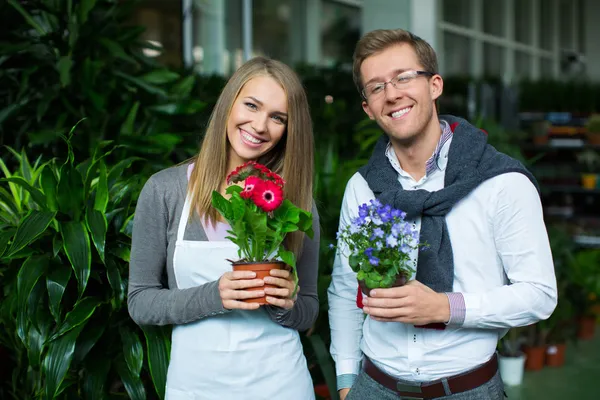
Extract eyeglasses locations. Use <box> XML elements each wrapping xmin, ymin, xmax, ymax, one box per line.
<box><xmin>362</xmin><ymin>70</ymin><xmax>434</xmax><ymax>100</ymax></box>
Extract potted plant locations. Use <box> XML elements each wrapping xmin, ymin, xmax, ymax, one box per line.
<box><xmin>576</xmin><ymin>149</ymin><xmax>600</xmax><ymax>189</ymax></box>
<box><xmin>497</xmin><ymin>328</ymin><xmax>527</xmax><ymax>386</ymax></box>
<box><xmin>211</xmin><ymin>161</ymin><xmax>314</xmax><ymax>304</ymax></box>
<box><xmin>585</xmin><ymin>114</ymin><xmax>600</xmax><ymax>145</ymax></box>
<box><xmin>568</xmin><ymin>249</ymin><xmax>600</xmax><ymax>339</ymax></box>
<box><xmin>332</xmin><ymin>199</ymin><xmax>422</xmax><ymax>294</ymax></box>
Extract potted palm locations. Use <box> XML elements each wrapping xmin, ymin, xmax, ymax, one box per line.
<box><xmin>568</xmin><ymin>249</ymin><xmax>600</xmax><ymax>339</ymax></box>
<box><xmin>211</xmin><ymin>161</ymin><xmax>314</xmax><ymax>304</ymax></box>
<box><xmin>498</xmin><ymin>328</ymin><xmax>527</xmax><ymax>386</ymax></box>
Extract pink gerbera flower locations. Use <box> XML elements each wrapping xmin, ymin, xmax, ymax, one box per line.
<box><xmin>252</xmin><ymin>180</ymin><xmax>284</xmax><ymax>212</ymax></box>
<box><xmin>240</xmin><ymin>176</ymin><xmax>262</xmax><ymax>199</ymax></box>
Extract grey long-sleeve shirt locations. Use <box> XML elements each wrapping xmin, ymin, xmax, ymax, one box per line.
<box><xmin>127</xmin><ymin>163</ymin><xmax>320</xmax><ymax>331</ymax></box>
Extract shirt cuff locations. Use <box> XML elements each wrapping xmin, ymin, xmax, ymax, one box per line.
<box><xmin>444</xmin><ymin>292</ymin><xmax>466</xmax><ymax>326</ymax></box>
<box><xmin>337</xmin><ymin>374</ymin><xmax>358</xmax><ymax>390</ymax></box>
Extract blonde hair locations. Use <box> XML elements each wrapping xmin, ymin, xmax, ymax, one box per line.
<box><xmin>187</xmin><ymin>57</ymin><xmax>314</xmax><ymax>258</ymax></box>
<box><xmin>352</xmin><ymin>29</ymin><xmax>439</xmax><ymax>96</ymax></box>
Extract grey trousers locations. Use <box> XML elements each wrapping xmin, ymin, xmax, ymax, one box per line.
<box><xmin>346</xmin><ymin>370</ymin><xmax>505</xmax><ymax>400</ymax></box>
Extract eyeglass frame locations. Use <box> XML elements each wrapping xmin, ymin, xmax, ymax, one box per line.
<box><xmin>361</xmin><ymin>70</ymin><xmax>435</xmax><ymax>100</ymax></box>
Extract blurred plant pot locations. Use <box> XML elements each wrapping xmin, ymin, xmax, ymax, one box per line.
<box><xmin>586</xmin><ymin>132</ymin><xmax>600</xmax><ymax>145</ymax></box>
<box><xmin>523</xmin><ymin>345</ymin><xmax>546</xmax><ymax>371</ymax></box>
<box><xmin>577</xmin><ymin>316</ymin><xmax>596</xmax><ymax>340</ymax></box>
<box><xmin>231</xmin><ymin>261</ymin><xmax>286</xmax><ymax>305</ymax></box>
<box><xmin>581</xmin><ymin>174</ymin><xmax>597</xmax><ymax>189</ymax></box>
<box><xmin>545</xmin><ymin>343</ymin><xmax>566</xmax><ymax>367</ymax></box>
<box><xmin>498</xmin><ymin>352</ymin><xmax>526</xmax><ymax>386</ymax></box>
<box><xmin>358</xmin><ymin>274</ymin><xmax>407</xmax><ymax>297</ymax></box>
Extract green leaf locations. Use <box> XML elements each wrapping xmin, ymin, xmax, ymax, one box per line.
<box><xmin>120</xmin><ymin>101</ymin><xmax>140</xmax><ymax>135</ymax></box>
<box><xmin>171</xmin><ymin>75</ymin><xmax>196</xmax><ymax>98</ymax></box>
<box><xmin>0</xmin><ymin>229</ymin><xmax>15</xmax><ymax>257</ymax></box>
<box><xmin>141</xmin><ymin>325</ymin><xmax>171</xmax><ymax>400</ymax></box>
<box><xmin>274</xmin><ymin>199</ymin><xmax>300</xmax><ymax>223</ymax></box>
<box><xmin>114</xmin><ymin>71</ymin><xmax>167</xmax><ymax>97</ymax></box>
<box><xmin>278</xmin><ymin>249</ymin><xmax>296</xmax><ymax>269</ymax></box>
<box><xmin>16</xmin><ymin>256</ymin><xmax>49</xmax><ymax>343</ymax></box>
<box><xmin>78</xmin><ymin>0</ymin><xmax>97</xmax><ymax>24</ymax></box>
<box><xmin>5</xmin><ymin>210</ymin><xmax>55</xmax><ymax>258</ymax></box>
<box><xmin>27</xmin><ymin>306</ymin><xmax>53</xmax><ymax>368</ymax></box>
<box><xmin>60</xmin><ymin>221</ymin><xmax>91</xmax><ymax>297</ymax></box>
<box><xmin>74</xmin><ymin>320</ymin><xmax>106</xmax><ymax>364</ymax></box>
<box><xmin>141</xmin><ymin>70</ymin><xmax>180</xmax><ymax>84</ymax></box>
<box><xmin>231</xmin><ymin>194</ymin><xmax>246</xmax><ymax>221</ymax></box>
<box><xmin>83</xmin><ymin>356</ymin><xmax>110</xmax><ymax>399</ymax></box>
<box><xmin>57</xmin><ymin>56</ymin><xmax>73</xmax><ymax>87</ymax></box>
<box><xmin>148</xmin><ymin>100</ymin><xmax>205</xmax><ymax>115</ymax></box>
<box><xmin>348</xmin><ymin>254</ymin><xmax>360</xmax><ymax>270</ymax></box>
<box><xmin>211</xmin><ymin>191</ymin><xmax>232</xmax><ymax>221</ymax></box>
<box><xmin>40</xmin><ymin>165</ymin><xmax>59</xmax><ymax>211</ymax></box>
<box><xmin>225</xmin><ymin>185</ymin><xmax>243</xmax><ymax>196</ymax></box>
<box><xmin>51</xmin><ymin>297</ymin><xmax>100</xmax><ymax>341</ymax></box>
<box><xmin>116</xmin><ymin>356</ymin><xmax>146</xmax><ymax>400</ymax></box>
<box><xmin>0</xmin><ymin>177</ymin><xmax>48</xmax><ymax>210</ymax></box>
<box><xmin>86</xmin><ymin>208</ymin><xmax>107</xmax><ymax>263</ymax></box>
<box><xmin>97</xmin><ymin>38</ymin><xmax>137</xmax><ymax>64</ymax></box>
<box><xmin>43</xmin><ymin>324</ymin><xmax>85</xmax><ymax>400</ymax></box>
<box><xmin>47</xmin><ymin>266</ymin><xmax>72</xmax><ymax>322</ymax></box>
<box><xmin>52</xmin><ymin>234</ymin><xmax>63</xmax><ymax>258</ymax></box>
<box><xmin>107</xmin><ymin>157</ymin><xmax>143</xmax><ymax>187</ymax></box>
<box><xmin>7</xmin><ymin>0</ymin><xmax>46</xmax><ymax>35</ymax></box>
<box><xmin>105</xmin><ymin>256</ymin><xmax>124</xmax><ymax>309</ymax></box>
<box><xmin>120</xmin><ymin>327</ymin><xmax>143</xmax><ymax>376</ymax></box>
<box><xmin>57</xmin><ymin>165</ymin><xmax>84</xmax><ymax>221</ymax></box>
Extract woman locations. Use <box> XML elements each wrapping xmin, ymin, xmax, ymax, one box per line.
<box><xmin>128</xmin><ymin>57</ymin><xmax>319</xmax><ymax>399</ymax></box>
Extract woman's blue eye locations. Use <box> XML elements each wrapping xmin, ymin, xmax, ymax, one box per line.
<box><xmin>245</xmin><ymin>102</ymin><xmax>257</xmax><ymax>110</ymax></box>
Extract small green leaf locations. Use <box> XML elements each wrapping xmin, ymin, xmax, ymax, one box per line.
<box><xmin>0</xmin><ymin>177</ymin><xmax>48</xmax><ymax>210</ymax></box>
<box><xmin>16</xmin><ymin>256</ymin><xmax>49</xmax><ymax>343</ymax></box>
<box><xmin>57</xmin><ymin>165</ymin><xmax>84</xmax><ymax>221</ymax></box>
<box><xmin>105</xmin><ymin>256</ymin><xmax>124</xmax><ymax>309</ymax></box>
<box><xmin>120</xmin><ymin>327</ymin><xmax>143</xmax><ymax>376</ymax></box>
<box><xmin>120</xmin><ymin>101</ymin><xmax>140</xmax><ymax>135</ymax></box>
<box><xmin>97</xmin><ymin>38</ymin><xmax>136</xmax><ymax>64</ymax></box>
<box><xmin>46</xmin><ymin>265</ymin><xmax>72</xmax><ymax>322</ymax></box>
<box><xmin>40</xmin><ymin>166</ymin><xmax>59</xmax><ymax>211</ymax></box>
<box><xmin>86</xmin><ymin>208</ymin><xmax>107</xmax><ymax>263</ymax></box>
<box><xmin>43</xmin><ymin>324</ymin><xmax>85</xmax><ymax>400</ymax></box>
<box><xmin>348</xmin><ymin>254</ymin><xmax>360</xmax><ymax>270</ymax></box>
<box><xmin>278</xmin><ymin>249</ymin><xmax>296</xmax><ymax>269</ymax></box>
<box><xmin>60</xmin><ymin>221</ymin><xmax>91</xmax><ymax>297</ymax></box>
<box><xmin>114</xmin><ymin>71</ymin><xmax>167</xmax><ymax>97</ymax></box>
<box><xmin>52</xmin><ymin>234</ymin><xmax>63</xmax><ymax>258</ymax></box>
<box><xmin>78</xmin><ymin>0</ymin><xmax>97</xmax><ymax>24</ymax></box>
<box><xmin>51</xmin><ymin>297</ymin><xmax>101</xmax><ymax>341</ymax></box>
<box><xmin>83</xmin><ymin>356</ymin><xmax>110</xmax><ymax>399</ymax></box>
<box><xmin>74</xmin><ymin>320</ymin><xmax>106</xmax><ymax>364</ymax></box>
<box><xmin>57</xmin><ymin>56</ymin><xmax>73</xmax><ymax>87</ymax></box>
<box><xmin>141</xmin><ymin>325</ymin><xmax>171</xmax><ymax>400</ymax></box>
<box><xmin>116</xmin><ymin>356</ymin><xmax>146</xmax><ymax>400</ymax></box>
<box><xmin>141</xmin><ymin>70</ymin><xmax>180</xmax><ymax>84</ymax></box>
<box><xmin>211</xmin><ymin>191</ymin><xmax>232</xmax><ymax>221</ymax></box>
<box><xmin>5</xmin><ymin>211</ymin><xmax>55</xmax><ymax>258</ymax></box>
<box><xmin>171</xmin><ymin>75</ymin><xmax>196</xmax><ymax>98</ymax></box>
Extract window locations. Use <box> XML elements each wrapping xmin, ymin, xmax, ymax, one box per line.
<box><xmin>321</xmin><ymin>1</ymin><xmax>361</xmax><ymax>66</ymax></box>
<box><xmin>482</xmin><ymin>0</ymin><xmax>505</xmax><ymax>37</ymax></box>
<box><xmin>483</xmin><ymin>43</ymin><xmax>504</xmax><ymax>78</ymax></box>
<box><xmin>252</xmin><ymin>0</ymin><xmax>293</xmax><ymax>63</ymax></box>
<box><xmin>442</xmin><ymin>0</ymin><xmax>472</xmax><ymax>28</ymax></box>
<box><xmin>515</xmin><ymin>0</ymin><xmax>532</xmax><ymax>45</ymax></box>
<box><xmin>443</xmin><ymin>33</ymin><xmax>471</xmax><ymax>76</ymax></box>
<box><xmin>515</xmin><ymin>51</ymin><xmax>532</xmax><ymax>80</ymax></box>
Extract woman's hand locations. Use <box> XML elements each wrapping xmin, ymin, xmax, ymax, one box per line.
<box><xmin>264</xmin><ymin>269</ymin><xmax>298</xmax><ymax>310</ymax></box>
<box><xmin>218</xmin><ymin>271</ymin><xmax>265</xmax><ymax>310</ymax></box>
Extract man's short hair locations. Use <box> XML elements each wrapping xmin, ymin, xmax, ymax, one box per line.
<box><xmin>352</xmin><ymin>29</ymin><xmax>439</xmax><ymax>96</ymax></box>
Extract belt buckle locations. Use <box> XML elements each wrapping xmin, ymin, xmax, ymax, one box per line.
<box><xmin>396</xmin><ymin>382</ymin><xmax>424</xmax><ymax>400</ymax></box>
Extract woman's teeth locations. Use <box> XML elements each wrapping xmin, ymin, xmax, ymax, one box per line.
<box><xmin>241</xmin><ymin>130</ymin><xmax>262</xmax><ymax>144</ymax></box>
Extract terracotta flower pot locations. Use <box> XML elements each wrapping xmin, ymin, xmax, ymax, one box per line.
<box><xmin>581</xmin><ymin>173</ymin><xmax>597</xmax><ymax>190</ymax></box>
<box><xmin>523</xmin><ymin>345</ymin><xmax>546</xmax><ymax>371</ymax></box>
<box><xmin>358</xmin><ymin>274</ymin><xmax>408</xmax><ymax>297</ymax></box>
<box><xmin>231</xmin><ymin>260</ymin><xmax>286</xmax><ymax>305</ymax></box>
<box><xmin>545</xmin><ymin>343</ymin><xmax>566</xmax><ymax>367</ymax></box>
<box><xmin>577</xmin><ymin>316</ymin><xmax>597</xmax><ymax>340</ymax></box>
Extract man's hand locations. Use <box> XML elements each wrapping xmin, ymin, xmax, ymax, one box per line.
<box><xmin>218</xmin><ymin>271</ymin><xmax>265</xmax><ymax>310</ymax></box>
<box><xmin>264</xmin><ymin>268</ymin><xmax>298</xmax><ymax>310</ymax></box>
<box><xmin>338</xmin><ymin>388</ymin><xmax>350</xmax><ymax>400</ymax></box>
<box><xmin>361</xmin><ymin>280</ymin><xmax>450</xmax><ymax>325</ymax></box>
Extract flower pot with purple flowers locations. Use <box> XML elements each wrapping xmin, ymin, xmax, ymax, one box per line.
<box><xmin>333</xmin><ymin>199</ymin><xmax>422</xmax><ymax>295</ymax></box>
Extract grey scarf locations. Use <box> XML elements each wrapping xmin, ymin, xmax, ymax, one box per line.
<box><xmin>358</xmin><ymin>115</ymin><xmax>539</xmax><ymax>293</ymax></box>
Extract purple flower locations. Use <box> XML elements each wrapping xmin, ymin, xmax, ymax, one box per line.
<box><xmin>391</xmin><ymin>223</ymin><xmax>403</xmax><ymax>237</ymax></box>
<box><xmin>372</xmin><ymin>228</ymin><xmax>384</xmax><ymax>239</ymax></box>
<box><xmin>370</xmin><ymin>198</ymin><xmax>382</xmax><ymax>208</ymax></box>
<box><xmin>369</xmin><ymin>256</ymin><xmax>379</xmax><ymax>266</ymax></box>
<box><xmin>365</xmin><ymin>247</ymin><xmax>374</xmax><ymax>257</ymax></box>
<box><xmin>400</xmin><ymin>243</ymin><xmax>411</xmax><ymax>254</ymax></box>
<box><xmin>358</xmin><ymin>204</ymin><xmax>369</xmax><ymax>218</ymax></box>
<box><xmin>411</xmin><ymin>230</ymin><xmax>420</xmax><ymax>241</ymax></box>
<box><xmin>328</xmin><ymin>243</ymin><xmax>335</xmax><ymax>249</ymax></box>
<box><xmin>376</xmin><ymin>241</ymin><xmax>383</xmax><ymax>250</ymax></box>
<box><xmin>386</xmin><ymin>235</ymin><xmax>398</xmax><ymax>248</ymax></box>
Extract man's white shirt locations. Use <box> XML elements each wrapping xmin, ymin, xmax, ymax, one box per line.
<box><xmin>328</xmin><ymin>135</ymin><xmax>558</xmax><ymax>384</ymax></box>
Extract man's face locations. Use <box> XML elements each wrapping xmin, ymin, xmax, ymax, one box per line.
<box><xmin>360</xmin><ymin>43</ymin><xmax>443</xmax><ymax>144</ymax></box>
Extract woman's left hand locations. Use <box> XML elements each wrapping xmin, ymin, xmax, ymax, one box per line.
<box><xmin>264</xmin><ymin>269</ymin><xmax>298</xmax><ymax>310</ymax></box>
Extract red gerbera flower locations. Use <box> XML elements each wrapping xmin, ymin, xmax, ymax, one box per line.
<box><xmin>240</xmin><ymin>176</ymin><xmax>262</xmax><ymax>199</ymax></box>
<box><xmin>252</xmin><ymin>179</ymin><xmax>284</xmax><ymax>212</ymax></box>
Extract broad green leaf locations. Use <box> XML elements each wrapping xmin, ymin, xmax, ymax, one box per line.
<box><xmin>74</xmin><ymin>321</ymin><xmax>106</xmax><ymax>364</ymax></box>
<box><xmin>52</xmin><ymin>234</ymin><xmax>63</xmax><ymax>258</ymax></box>
<box><xmin>97</xmin><ymin>38</ymin><xmax>136</xmax><ymax>64</ymax></box>
<box><xmin>60</xmin><ymin>221</ymin><xmax>91</xmax><ymax>296</ymax></box>
<box><xmin>120</xmin><ymin>101</ymin><xmax>140</xmax><ymax>135</ymax></box>
<box><xmin>5</xmin><ymin>211</ymin><xmax>55</xmax><ymax>258</ymax></box>
<box><xmin>57</xmin><ymin>56</ymin><xmax>73</xmax><ymax>87</ymax></box>
<box><xmin>278</xmin><ymin>249</ymin><xmax>296</xmax><ymax>269</ymax></box>
<box><xmin>231</xmin><ymin>194</ymin><xmax>246</xmax><ymax>221</ymax></box>
<box><xmin>148</xmin><ymin>100</ymin><xmax>205</xmax><ymax>115</ymax></box>
<box><xmin>107</xmin><ymin>157</ymin><xmax>143</xmax><ymax>187</ymax></box>
<box><xmin>307</xmin><ymin>334</ymin><xmax>338</xmax><ymax>400</ymax></box>
<box><xmin>120</xmin><ymin>327</ymin><xmax>143</xmax><ymax>376</ymax></box>
<box><xmin>281</xmin><ymin>222</ymin><xmax>299</xmax><ymax>233</ymax></box>
<box><xmin>141</xmin><ymin>325</ymin><xmax>171</xmax><ymax>400</ymax></box>
<box><xmin>0</xmin><ymin>186</ymin><xmax>19</xmax><ymax>217</ymax></box>
<box><xmin>78</xmin><ymin>0</ymin><xmax>97</xmax><ymax>24</ymax></box>
<box><xmin>120</xmin><ymin>213</ymin><xmax>134</xmax><ymax>238</ymax></box>
<box><xmin>43</xmin><ymin>324</ymin><xmax>85</xmax><ymax>400</ymax></box>
<box><xmin>82</xmin><ymin>356</ymin><xmax>110</xmax><ymax>400</ymax></box>
<box><xmin>114</xmin><ymin>71</ymin><xmax>167</xmax><ymax>97</ymax></box>
<box><xmin>40</xmin><ymin>165</ymin><xmax>59</xmax><ymax>211</ymax></box>
<box><xmin>0</xmin><ymin>229</ymin><xmax>15</xmax><ymax>257</ymax></box>
<box><xmin>116</xmin><ymin>356</ymin><xmax>146</xmax><ymax>400</ymax></box>
<box><xmin>105</xmin><ymin>257</ymin><xmax>124</xmax><ymax>309</ymax></box>
<box><xmin>225</xmin><ymin>185</ymin><xmax>243</xmax><ymax>195</ymax></box>
<box><xmin>141</xmin><ymin>70</ymin><xmax>180</xmax><ymax>84</ymax></box>
<box><xmin>86</xmin><ymin>208</ymin><xmax>106</xmax><ymax>263</ymax></box>
<box><xmin>57</xmin><ymin>165</ymin><xmax>84</xmax><ymax>221</ymax></box>
<box><xmin>0</xmin><ymin>177</ymin><xmax>48</xmax><ymax>210</ymax></box>
<box><xmin>111</xmin><ymin>245</ymin><xmax>130</xmax><ymax>262</ymax></box>
<box><xmin>51</xmin><ymin>297</ymin><xmax>101</xmax><ymax>341</ymax></box>
<box><xmin>47</xmin><ymin>266</ymin><xmax>72</xmax><ymax>322</ymax></box>
<box><xmin>7</xmin><ymin>0</ymin><xmax>46</xmax><ymax>35</ymax></box>
<box><xmin>27</xmin><ymin>306</ymin><xmax>53</xmax><ymax>368</ymax></box>
<box><xmin>211</xmin><ymin>191</ymin><xmax>232</xmax><ymax>221</ymax></box>
<box><xmin>273</xmin><ymin>199</ymin><xmax>300</xmax><ymax>223</ymax></box>
<box><xmin>16</xmin><ymin>256</ymin><xmax>49</xmax><ymax>343</ymax></box>
<box><xmin>171</xmin><ymin>75</ymin><xmax>196</xmax><ymax>98</ymax></box>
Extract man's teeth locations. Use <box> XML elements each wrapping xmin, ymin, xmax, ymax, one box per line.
<box><xmin>391</xmin><ymin>107</ymin><xmax>411</xmax><ymax>118</ymax></box>
<box><xmin>242</xmin><ymin>131</ymin><xmax>262</xmax><ymax>144</ymax></box>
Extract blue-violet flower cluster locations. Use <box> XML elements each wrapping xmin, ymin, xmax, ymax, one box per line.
<box><xmin>333</xmin><ymin>199</ymin><xmax>422</xmax><ymax>289</ymax></box>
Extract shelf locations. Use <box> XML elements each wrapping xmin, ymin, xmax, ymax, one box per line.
<box><xmin>574</xmin><ymin>235</ymin><xmax>600</xmax><ymax>247</ymax></box>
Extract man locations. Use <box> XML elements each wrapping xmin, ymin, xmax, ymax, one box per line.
<box><xmin>328</xmin><ymin>29</ymin><xmax>557</xmax><ymax>400</ymax></box>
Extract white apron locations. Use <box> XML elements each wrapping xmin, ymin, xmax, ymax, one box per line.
<box><xmin>165</xmin><ymin>194</ymin><xmax>315</xmax><ymax>400</ymax></box>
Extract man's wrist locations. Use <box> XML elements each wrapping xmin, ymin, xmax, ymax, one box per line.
<box><xmin>444</xmin><ymin>292</ymin><xmax>466</xmax><ymax>326</ymax></box>
<box><xmin>337</xmin><ymin>373</ymin><xmax>357</xmax><ymax>390</ymax></box>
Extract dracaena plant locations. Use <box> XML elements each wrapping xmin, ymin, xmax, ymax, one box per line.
<box><xmin>211</xmin><ymin>161</ymin><xmax>314</xmax><ymax>285</ymax></box>
<box><xmin>0</xmin><ymin>125</ymin><xmax>170</xmax><ymax>399</ymax></box>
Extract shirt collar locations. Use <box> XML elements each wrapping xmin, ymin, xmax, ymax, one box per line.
<box><xmin>385</xmin><ymin>119</ymin><xmax>453</xmax><ymax>177</ymax></box>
